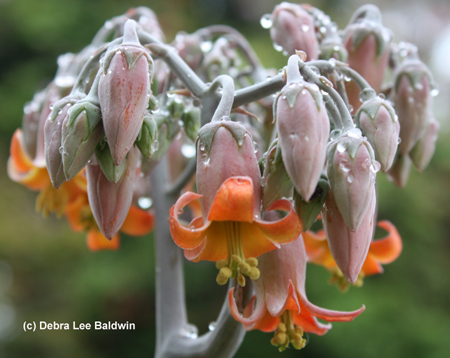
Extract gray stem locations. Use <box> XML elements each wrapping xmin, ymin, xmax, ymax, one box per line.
<box><xmin>233</xmin><ymin>72</ymin><xmax>285</xmax><ymax>108</ymax></box>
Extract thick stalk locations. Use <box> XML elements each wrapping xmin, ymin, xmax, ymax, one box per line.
<box><xmin>233</xmin><ymin>72</ymin><xmax>285</xmax><ymax>108</ymax></box>
<box><xmin>152</xmin><ymin>157</ymin><xmax>188</xmax><ymax>354</ymax></box>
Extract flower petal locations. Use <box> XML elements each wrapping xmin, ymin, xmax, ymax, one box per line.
<box><xmin>303</xmin><ymin>230</ymin><xmax>337</xmax><ymax>268</ymax></box>
<box><xmin>228</xmin><ymin>288</ymin><xmax>268</xmax><ymax>331</ymax></box>
<box><xmin>8</xmin><ymin>130</ymin><xmax>50</xmax><ymax>190</ymax></box>
<box><xmin>240</xmin><ymin>222</ymin><xmax>279</xmax><ymax>259</ymax></box>
<box><xmin>369</xmin><ymin>221</ymin><xmax>402</xmax><ymax>264</ymax></box>
<box><xmin>120</xmin><ymin>205</ymin><xmax>154</xmax><ymax>236</ymax></box>
<box><xmin>254</xmin><ymin>199</ymin><xmax>302</xmax><ymax>244</ymax></box>
<box><xmin>208</xmin><ymin>177</ymin><xmax>254</xmax><ymax>223</ymax></box>
<box><xmin>169</xmin><ymin>191</ymin><xmax>210</xmax><ymax>250</ymax></box>
<box><xmin>185</xmin><ymin>221</ymin><xmax>228</xmax><ymax>262</ymax></box>
<box><xmin>292</xmin><ymin>299</ymin><xmax>332</xmax><ymax>336</ymax></box>
<box><xmin>87</xmin><ymin>230</ymin><xmax>120</xmax><ymax>251</ymax></box>
<box><xmin>300</xmin><ymin>294</ymin><xmax>365</xmax><ymax>323</ymax></box>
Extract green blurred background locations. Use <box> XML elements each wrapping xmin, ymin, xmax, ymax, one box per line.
<box><xmin>0</xmin><ymin>0</ymin><xmax>449</xmax><ymax>357</ymax></box>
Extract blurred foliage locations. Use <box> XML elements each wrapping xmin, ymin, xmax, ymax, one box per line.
<box><xmin>0</xmin><ymin>0</ymin><xmax>449</xmax><ymax>357</ymax></box>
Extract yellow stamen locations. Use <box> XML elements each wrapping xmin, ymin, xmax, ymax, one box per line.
<box><xmin>36</xmin><ymin>184</ymin><xmax>69</xmax><ymax>218</ymax></box>
<box><xmin>214</xmin><ymin>222</ymin><xmax>260</xmax><ymax>286</ymax></box>
<box><xmin>271</xmin><ymin>311</ymin><xmax>307</xmax><ymax>351</ymax></box>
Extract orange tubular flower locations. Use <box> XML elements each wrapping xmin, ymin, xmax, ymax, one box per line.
<box><xmin>170</xmin><ymin>176</ymin><xmax>301</xmax><ymax>286</ymax></box>
<box><xmin>65</xmin><ymin>192</ymin><xmax>154</xmax><ymax>251</ymax></box>
<box><xmin>304</xmin><ymin>220</ymin><xmax>402</xmax><ymax>289</ymax></box>
<box><xmin>8</xmin><ymin>129</ymin><xmax>84</xmax><ymax>217</ymax></box>
<box><xmin>228</xmin><ymin>237</ymin><xmax>365</xmax><ymax>351</ymax></box>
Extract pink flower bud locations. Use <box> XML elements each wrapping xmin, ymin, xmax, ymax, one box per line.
<box><xmin>343</xmin><ymin>17</ymin><xmax>391</xmax><ymax>112</ymax></box>
<box><xmin>392</xmin><ymin>61</ymin><xmax>433</xmax><ymax>155</ymax></box>
<box><xmin>270</xmin><ymin>3</ymin><xmax>318</xmax><ymax>59</ymax></box>
<box><xmin>322</xmin><ymin>187</ymin><xmax>376</xmax><ymax>284</ymax></box>
<box><xmin>410</xmin><ymin>117</ymin><xmax>439</xmax><ymax>172</ymax></box>
<box><xmin>61</xmin><ymin>101</ymin><xmax>104</xmax><ymax>180</ymax></box>
<box><xmin>34</xmin><ymin>83</ymin><xmax>62</xmax><ymax>168</ymax></box>
<box><xmin>126</xmin><ymin>7</ymin><xmax>165</xmax><ymax>43</ymax></box>
<box><xmin>173</xmin><ymin>33</ymin><xmax>203</xmax><ymax>70</ymax></box>
<box><xmin>327</xmin><ymin>131</ymin><xmax>377</xmax><ymax>231</ymax></box>
<box><xmin>86</xmin><ymin>146</ymin><xmax>139</xmax><ymax>239</ymax></box>
<box><xmin>22</xmin><ymin>90</ymin><xmax>47</xmax><ymax>160</ymax></box>
<box><xmin>356</xmin><ymin>98</ymin><xmax>400</xmax><ymax>172</ymax></box>
<box><xmin>387</xmin><ymin>154</ymin><xmax>412</xmax><ymax>188</ymax></box>
<box><xmin>44</xmin><ymin>103</ymin><xmax>71</xmax><ymax>188</ymax></box>
<box><xmin>196</xmin><ymin>120</ymin><xmax>261</xmax><ymax>216</ymax></box>
<box><xmin>276</xmin><ymin>81</ymin><xmax>329</xmax><ymax>201</ymax></box>
<box><xmin>99</xmin><ymin>20</ymin><xmax>153</xmax><ymax>165</ymax></box>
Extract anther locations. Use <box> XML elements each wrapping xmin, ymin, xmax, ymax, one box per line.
<box><xmin>249</xmin><ymin>267</ymin><xmax>260</xmax><ymax>280</ymax></box>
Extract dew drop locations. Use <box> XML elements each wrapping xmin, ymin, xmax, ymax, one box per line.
<box><xmin>138</xmin><ymin>197</ymin><xmax>153</xmax><ymax>209</ymax></box>
<box><xmin>104</xmin><ymin>20</ymin><xmax>113</xmax><ymax>29</ymax></box>
<box><xmin>167</xmin><ymin>92</ymin><xmax>175</xmax><ymax>98</ymax></box>
<box><xmin>370</xmin><ymin>161</ymin><xmax>381</xmax><ymax>173</ymax></box>
<box><xmin>397</xmin><ymin>137</ymin><xmax>402</xmax><ymax>144</ymax></box>
<box><xmin>320</xmin><ymin>90</ymin><xmax>329</xmax><ymax>96</ymax></box>
<box><xmin>431</xmin><ymin>88</ymin><xmax>439</xmax><ymax>97</ymax></box>
<box><xmin>347</xmin><ymin>128</ymin><xmax>362</xmax><ymax>138</ymax></box>
<box><xmin>330</xmin><ymin>129</ymin><xmax>342</xmax><ymax>140</ymax></box>
<box><xmin>394</xmin><ymin>115</ymin><xmax>399</xmax><ymax>122</ymax></box>
<box><xmin>340</xmin><ymin>162</ymin><xmax>351</xmax><ymax>172</ymax></box>
<box><xmin>116</xmin><ymin>50</ymin><xmax>122</xmax><ymax>55</ymax></box>
<box><xmin>201</xmin><ymin>153</ymin><xmax>210</xmax><ymax>165</ymax></box>
<box><xmin>415</xmin><ymin>83</ymin><xmax>423</xmax><ymax>91</ymax></box>
<box><xmin>273</xmin><ymin>43</ymin><xmax>283</xmax><ymax>52</ymax></box>
<box><xmin>266</xmin><ymin>76</ymin><xmax>272</xmax><ymax>81</ymax></box>
<box><xmin>178</xmin><ymin>208</ymin><xmax>184</xmax><ymax>215</ymax></box>
<box><xmin>208</xmin><ymin>322</ymin><xmax>217</xmax><ymax>331</ymax></box>
<box><xmin>333</xmin><ymin>45</ymin><xmax>340</xmax><ymax>52</ymax></box>
<box><xmin>200</xmin><ymin>41</ymin><xmax>212</xmax><ymax>52</ymax></box>
<box><xmin>190</xmin><ymin>227</ymin><xmax>195</xmax><ymax>232</ymax></box>
<box><xmin>180</xmin><ymin>324</ymin><xmax>198</xmax><ymax>339</ymax></box>
<box><xmin>348</xmin><ymin>104</ymin><xmax>354</xmax><ymax>113</ymax></box>
<box><xmin>301</xmin><ymin>24</ymin><xmax>310</xmax><ymax>32</ymax></box>
<box><xmin>378</xmin><ymin>93</ymin><xmax>386</xmax><ymax>100</ymax></box>
<box><xmin>108</xmin><ymin>70</ymin><xmax>112</xmax><ymax>75</ymax></box>
<box><xmin>347</xmin><ymin>175</ymin><xmax>354</xmax><ymax>183</ymax></box>
<box><xmin>151</xmin><ymin>140</ymin><xmax>159</xmax><ymax>152</ymax></box>
<box><xmin>199</xmin><ymin>143</ymin><xmax>205</xmax><ymax>151</ymax></box>
<box><xmin>337</xmin><ymin>142</ymin><xmax>346</xmax><ymax>153</ymax></box>
<box><xmin>304</xmin><ymin>135</ymin><xmax>309</xmax><ymax>142</ymax></box>
<box><xmin>344</xmin><ymin>76</ymin><xmax>352</xmax><ymax>82</ymax></box>
<box><xmin>253</xmin><ymin>141</ymin><xmax>259</xmax><ymax>153</ymax></box>
<box><xmin>260</xmin><ymin>14</ymin><xmax>272</xmax><ymax>29</ymax></box>
<box><xmin>319</xmin><ymin>26</ymin><xmax>327</xmax><ymax>34</ymax></box>
<box><xmin>181</xmin><ymin>143</ymin><xmax>196</xmax><ymax>158</ymax></box>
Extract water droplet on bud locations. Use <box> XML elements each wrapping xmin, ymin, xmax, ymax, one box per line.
<box><xmin>260</xmin><ymin>14</ymin><xmax>272</xmax><ymax>29</ymax></box>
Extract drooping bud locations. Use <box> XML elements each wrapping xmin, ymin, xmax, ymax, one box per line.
<box><xmin>410</xmin><ymin>117</ymin><xmax>439</xmax><ymax>172</ymax></box>
<box><xmin>269</xmin><ymin>3</ymin><xmax>318</xmax><ymax>59</ymax></box>
<box><xmin>172</xmin><ymin>32</ymin><xmax>204</xmax><ymax>70</ymax></box>
<box><xmin>327</xmin><ymin>130</ymin><xmax>378</xmax><ymax>231</ymax></box>
<box><xmin>44</xmin><ymin>102</ymin><xmax>71</xmax><ymax>188</ymax></box>
<box><xmin>180</xmin><ymin>106</ymin><xmax>200</xmax><ymax>142</ymax></box>
<box><xmin>94</xmin><ymin>139</ymin><xmax>128</xmax><ymax>184</ymax></box>
<box><xmin>196</xmin><ymin>120</ymin><xmax>261</xmax><ymax>216</ymax></box>
<box><xmin>294</xmin><ymin>173</ymin><xmax>329</xmax><ymax>231</ymax></box>
<box><xmin>127</xmin><ymin>7</ymin><xmax>166</xmax><ymax>43</ymax></box>
<box><xmin>355</xmin><ymin>97</ymin><xmax>400</xmax><ymax>172</ymax></box>
<box><xmin>391</xmin><ymin>60</ymin><xmax>434</xmax><ymax>155</ymax></box>
<box><xmin>86</xmin><ymin>146</ymin><xmax>139</xmax><ymax>239</ymax></box>
<box><xmin>322</xmin><ymin>188</ymin><xmax>376</xmax><ymax>284</ymax></box>
<box><xmin>22</xmin><ymin>90</ymin><xmax>47</xmax><ymax>160</ymax></box>
<box><xmin>61</xmin><ymin>82</ymin><xmax>104</xmax><ymax>180</ymax></box>
<box><xmin>260</xmin><ymin>142</ymin><xmax>293</xmax><ymax>211</ymax></box>
<box><xmin>319</xmin><ymin>38</ymin><xmax>348</xmax><ymax>62</ymax></box>
<box><xmin>387</xmin><ymin>154</ymin><xmax>412</xmax><ymax>188</ymax></box>
<box><xmin>99</xmin><ymin>19</ymin><xmax>153</xmax><ymax>165</ymax></box>
<box><xmin>34</xmin><ymin>82</ymin><xmax>63</xmax><ymax>167</ymax></box>
<box><xmin>275</xmin><ymin>58</ymin><xmax>329</xmax><ymax>201</ymax></box>
<box><xmin>343</xmin><ymin>5</ymin><xmax>392</xmax><ymax>112</ymax></box>
<box><xmin>136</xmin><ymin>111</ymin><xmax>158</xmax><ymax>159</ymax></box>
